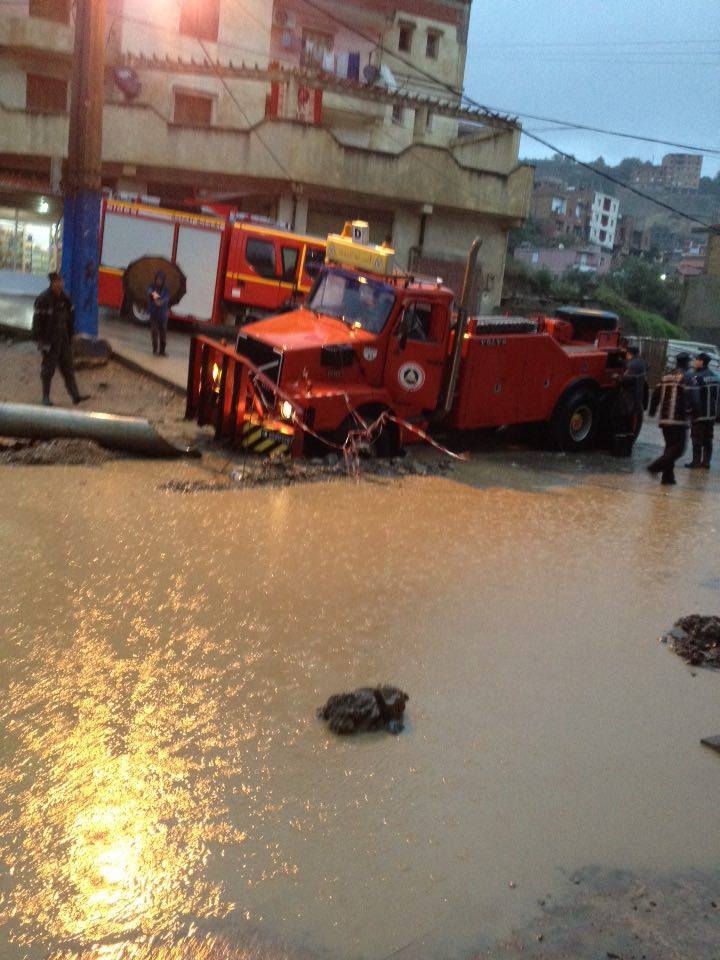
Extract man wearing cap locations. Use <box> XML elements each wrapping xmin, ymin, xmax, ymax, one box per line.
<box><xmin>32</xmin><ymin>272</ymin><xmax>90</xmax><ymax>406</ymax></box>
<box><xmin>647</xmin><ymin>352</ymin><xmax>693</xmax><ymax>485</ymax></box>
<box><xmin>685</xmin><ymin>352</ymin><xmax>720</xmax><ymax>469</ymax></box>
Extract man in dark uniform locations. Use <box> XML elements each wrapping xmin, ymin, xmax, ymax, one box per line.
<box><xmin>647</xmin><ymin>352</ymin><xmax>693</xmax><ymax>485</ymax></box>
<box><xmin>611</xmin><ymin>345</ymin><xmax>648</xmax><ymax>454</ymax></box>
<box><xmin>32</xmin><ymin>272</ymin><xmax>90</xmax><ymax>407</ymax></box>
<box><xmin>685</xmin><ymin>352</ymin><xmax>720</xmax><ymax>469</ymax></box>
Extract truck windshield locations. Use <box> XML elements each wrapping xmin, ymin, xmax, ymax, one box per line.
<box><xmin>308</xmin><ymin>269</ymin><xmax>396</xmax><ymax>333</ymax></box>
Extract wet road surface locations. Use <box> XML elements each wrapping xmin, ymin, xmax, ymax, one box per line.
<box><xmin>1</xmin><ymin>450</ymin><xmax>720</xmax><ymax>960</ymax></box>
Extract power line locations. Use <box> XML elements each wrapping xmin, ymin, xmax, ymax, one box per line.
<box><xmin>522</xmin><ymin>131</ymin><xmax>718</xmax><ymax>231</ymax></box>
<box><xmin>293</xmin><ymin>0</ymin><xmax>719</xmax><ymax>229</ymax></box>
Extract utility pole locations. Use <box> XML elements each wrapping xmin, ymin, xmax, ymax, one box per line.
<box><xmin>61</xmin><ymin>0</ymin><xmax>105</xmax><ymax>337</ymax></box>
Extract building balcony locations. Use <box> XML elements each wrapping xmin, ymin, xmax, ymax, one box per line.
<box><xmin>0</xmin><ymin>99</ymin><xmax>531</xmax><ymax>222</ymax></box>
<box><xmin>0</xmin><ymin>12</ymin><xmax>73</xmax><ymax>61</ymax></box>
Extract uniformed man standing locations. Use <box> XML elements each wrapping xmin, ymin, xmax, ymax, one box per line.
<box><xmin>647</xmin><ymin>352</ymin><xmax>692</xmax><ymax>485</ymax></box>
<box><xmin>32</xmin><ymin>272</ymin><xmax>90</xmax><ymax>407</ymax></box>
<box><xmin>685</xmin><ymin>352</ymin><xmax>720</xmax><ymax>469</ymax></box>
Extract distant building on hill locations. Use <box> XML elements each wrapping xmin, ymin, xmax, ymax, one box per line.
<box><xmin>513</xmin><ymin>244</ymin><xmax>612</xmax><ymax>279</ymax></box>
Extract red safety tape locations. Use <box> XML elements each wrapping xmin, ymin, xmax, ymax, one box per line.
<box><xmin>228</xmin><ymin>356</ymin><xmax>466</xmax><ymax>475</ymax></box>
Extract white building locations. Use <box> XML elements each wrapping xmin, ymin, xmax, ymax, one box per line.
<box><xmin>588</xmin><ymin>193</ymin><xmax>619</xmax><ymax>251</ymax></box>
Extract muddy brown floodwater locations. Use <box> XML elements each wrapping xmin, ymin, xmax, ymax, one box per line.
<box><xmin>1</xmin><ymin>453</ymin><xmax>720</xmax><ymax>960</ymax></box>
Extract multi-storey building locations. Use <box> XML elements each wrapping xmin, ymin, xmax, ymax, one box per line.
<box><xmin>530</xmin><ymin>182</ymin><xmax>619</xmax><ymax>251</ymax></box>
<box><xmin>660</xmin><ymin>153</ymin><xmax>703</xmax><ymax>192</ymax></box>
<box><xmin>587</xmin><ymin>193</ymin><xmax>618</xmax><ymax>251</ymax></box>
<box><xmin>0</xmin><ymin>0</ymin><xmax>532</xmax><ymax>309</ymax></box>
<box><xmin>529</xmin><ymin>182</ymin><xmax>593</xmax><ymax>243</ymax></box>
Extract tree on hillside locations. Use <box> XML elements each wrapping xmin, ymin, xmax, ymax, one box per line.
<box><xmin>605</xmin><ymin>257</ymin><xmax>682</xmax><ymax>322</ymax></box>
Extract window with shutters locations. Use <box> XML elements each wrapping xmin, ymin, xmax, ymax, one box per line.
<box><xmin>26</xmin><ymin>74</ymin><xmax>68</xmax><ymax>113</ymax></box>
<box><xmin>398</xmin><ymin>22</ymin><xmax>414</xmax><ymax>53</ymax></box>
<box><xmin>29</xmin><ymin>0</ymin><xmax>70</xmax><ymax>22</ymax></box>
<box><xmin>173</xmin><ymin>91</ymin><xmax>213</xmax><ymax>127</ymax></box>
<box><xmin>178</xmin><ymin>0</ymin><xmax>219</xmax><ymax>41</ymax></box>
<box><xmin>426</xmin><ymin>30</ymin><xmax>440</xmax><ymax>59</ymax></box>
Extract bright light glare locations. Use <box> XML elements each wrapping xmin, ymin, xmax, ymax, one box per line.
<box><xmin>280</xmin><ymin>400</ymin><xmax>294</xmax><ymax>420</ymax></box>
<box><xmin>38</xmin><ymin>198</ymin><xmax>49</xmax><ymax>214</ymax></box>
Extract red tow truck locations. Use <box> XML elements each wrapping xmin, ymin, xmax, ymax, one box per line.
<box><xmin>186</xmin><ymin>224</ymin><xmax>636</xmax><ymax>458</ymax></box>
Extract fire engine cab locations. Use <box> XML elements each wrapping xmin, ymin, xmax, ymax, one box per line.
<box><xmin>187</xmin><ymin>222</ymin><xmax>636</xmax><ymax>457</ymax></box>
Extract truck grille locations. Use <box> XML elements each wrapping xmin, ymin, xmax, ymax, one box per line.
<box><xmin>235</xmin><ymin>333</ymin><xmax>283</xmax><ymax>385</ymax></box>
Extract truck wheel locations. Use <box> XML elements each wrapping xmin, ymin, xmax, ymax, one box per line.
<box><xmin>128</xmin><ymin>301</ymin><xmax>151</xmax><ymax>326</ymax></box>
<box><xmin>332</xmin><ymin>410</ymin><xmax>399</xmax><ymax>458</ymax></box>
<box><xmin>550</xmin><ymin>389</ymin><xmax>598</xmax><ymax>451</ymax></box>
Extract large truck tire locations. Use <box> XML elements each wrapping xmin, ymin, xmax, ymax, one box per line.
<box><xmin>331</xmin><ymin>407</ymin><xmax>399</xmax><ymax>458</ymax></box>
<box><xmin>549</xmin><ymin>388</ymin><xmax>599</xmax><ymax>451</ymax></box>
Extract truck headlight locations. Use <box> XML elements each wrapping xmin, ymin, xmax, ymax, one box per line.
<box><xmin>211</xmin><ymin>362</ymin><xmax>221</xmax><ymax>384</ymax></box>
<box><xmin>279</xmin><ymin>400</ymin><xmax>294</xmax><ymax>421</ymax></box>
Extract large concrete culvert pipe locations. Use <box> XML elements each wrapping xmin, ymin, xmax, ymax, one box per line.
<box><xmin>0</xmin><ymin>403</ymin><xmax>199</xmax><ymax>458</ymax></box>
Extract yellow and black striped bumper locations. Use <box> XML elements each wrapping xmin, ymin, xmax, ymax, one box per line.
<box><xmin>240</xmin><ymin>418</ymin><xmax>294</xmax><ymax>457</ymax></box>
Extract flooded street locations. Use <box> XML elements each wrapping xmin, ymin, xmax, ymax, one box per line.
<box><xmin>1</xmin><ymin>450</ymin><xmax>720</xmax><ymax>959</ymax></box>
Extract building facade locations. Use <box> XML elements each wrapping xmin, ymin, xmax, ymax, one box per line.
<box><xmin>530</xmin><ymin>182</ymin><xmax>619</xmax><ymax>251</ymax></box>
<box><xmin>514</xmin><ymin>244</ymin><xmax>612</xmax><ymax>279</ymax></box>
<box><xmin>0</xmin><ymin>0</ymin><xmax>532</xmax><ymax>309</ymax></box>
<box><xmin>660</xmin><ymin>153</ymin><xmax>703</xmax><ymax>192</ymax></box>
<box><xmin>587</xmin><ymin>192</ymin><xmax>618</xmax><ymax>251</ymax></box>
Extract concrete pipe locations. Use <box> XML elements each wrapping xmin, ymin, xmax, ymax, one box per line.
<box><xmin>0</xmin><ymin>403</ymin><xmax>198</xmax><ymax>458</ymax></box>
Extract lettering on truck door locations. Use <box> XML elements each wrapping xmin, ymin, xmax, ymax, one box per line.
<box><xmin>385</xmin><ymin>300</ymin><xmax>448</xmax><ymax>413</ymax></box>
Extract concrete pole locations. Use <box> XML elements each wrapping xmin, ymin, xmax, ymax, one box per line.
<box><xmin>61</xmin><ymin>0</ymin><xmax>105</xmax><ymax>336</ymax></box>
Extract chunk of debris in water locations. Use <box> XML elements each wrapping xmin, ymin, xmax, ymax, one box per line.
<box><xmin>700</xmin><ymin>735</ymin><xmax>720</xmax><ymax>754</ymax></box>
<box><xmin>663</xmin><ymin>615</ymin><xmax>720</xmax><ymax>668</ymax></box>
<box><xmin>317</xmin><ymin>685</ymin><xmax>409</xmax><ymax>735</ymax></box>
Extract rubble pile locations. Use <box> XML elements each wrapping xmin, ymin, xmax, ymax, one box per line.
<box><xmin>0</xmin><ymin>438</ymin><xmax>113</xmax><ymax>466</ymax></box>
<box><xmin>665</xmin><ymin>615</ymin><xmax>720</xmax><ymax>667</ymax></box>
<box><xmin>229</xmin><ymin>453</ymin><xmax>457</xmax><ymax>486</ymax></box>
<box><xmin>317</xmin><ymin>685</ymin><xmax>409</xmax><ymax>735</ymax></box>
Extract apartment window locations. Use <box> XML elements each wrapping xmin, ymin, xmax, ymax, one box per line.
<box><xmin>173</xmin><ymin>90</ymin><xmax>213</xmax><ymax>127</ymax></box>
<box><xmin>246</xmin><ymin>238</ymin><xmax>276</xmax><ymax>278</ymax></box>
<box><xmin>29</xmin><ymin>0</ymin><xmax>70</xmax><ymax>23</ymax></box>
<box><xmin>398</xmin><ymin>22</ymin><xmax>414</xmax><ymax>53</ymax></box>
<box><xmin>179</xmin><ymin>0</ymin><xmax>220</xmax><ymax>42</ymax></box>
<box><xmin>550</xmin><ymin>196</ymin><xmax>566</xmax><ymax>214</ymax></box>
<box><xmin>26</xmin><ymin>73</ymin><xmax>67</xmax><ymax>113</ymax></box>
<box><xmin>599</xmin><ymin>230</ymin><xmax>607</xmax><ymax>243</ymax></box>
<box><xmin>603</xmin><ymin>197</ymin><xmax>611</xmax><ymax>211</ymax></box>
<box><xmin>301</xmin><ymin>29</ymin><xmax>334</xmax><ymax>68</ymax></box>
<box><xmin>601</xmin><ymin>215</ymin><xmax>609</xmax><ymax>227</ymax></box>
<box><xmin>426</xmin><ymin>30</ymin><xmax>440</xmax><ymax>59</ymax></box>
<box><xmin>392</xmin><ymin>103</ymin><xmax>403</xmax><ymax>125</ymax></box>
<box><xmin>425</xmin><ymin>110</ymin><xmax>433</xmax><ymax>132</ymax></box>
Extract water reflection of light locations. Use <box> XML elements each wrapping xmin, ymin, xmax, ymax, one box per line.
<box><xmin>0</xmin><ymin>627</ymin><xmax>247</xmax><ymax>954</ymax></box>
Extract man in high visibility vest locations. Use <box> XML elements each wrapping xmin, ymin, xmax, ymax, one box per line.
<box><xmin>647</xmin><ymin>352</ymin><xmax>693</xmax><ymax>485</ymax></box>
<box><xmin>685</xmin><ymin>352</ymin><xmax>720</xmax><ymax>470</ymax></box>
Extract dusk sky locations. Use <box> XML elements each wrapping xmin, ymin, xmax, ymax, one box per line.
<box><xmin>464</xmin><ymin>0</ymin><xmax>720</xmax><ymax>178</ymax></box>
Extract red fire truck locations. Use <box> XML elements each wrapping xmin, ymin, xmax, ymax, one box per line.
<box><xmin>98</xmin><ymin>198</ymin><xmax>326</xmax><ymax>326</ymax></box>
<box><xmin>186</xmin><ymin>225</ymin><xmax>636</xmax><ymax>458</ymax></box>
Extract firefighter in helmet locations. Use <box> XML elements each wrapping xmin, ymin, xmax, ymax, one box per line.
<box><xmin>685</xmin><ymin>352</ymin><xmax>720</xmax><ymax>469</ymax></box>
<box><xmin>647</xmin><ymin>352</ymin><xmax>693</xmax><ymax>485</ymax></box>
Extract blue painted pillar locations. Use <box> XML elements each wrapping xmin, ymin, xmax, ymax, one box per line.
<box><xmin>62</xmin><ymin>191</ymin><xmax>101</xmax><ymax>337</ymax></box>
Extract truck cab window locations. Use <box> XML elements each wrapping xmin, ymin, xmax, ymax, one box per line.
<box><xmin>402</xmin><ymin>302</ymin><xmax>434</xmax><ymax>342</ymax></box>
<box><xmin>309</xmin><ymin>270</ymin><xmax>396</xmax><ymax>333</ymax></box>
<box><xmin>281</xmin><ymin>246</ymin><xmax>299</xmax><ymax>283</ymax></box>
<box><xmin>304</xmin><ymin>245</ymin><xmax>325</xmax><ymax>279</ymax></box>
<box><xmin>246</xmin><ymin>238</ymin><xmax>276</xmax><ymax>279</ymax></box>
